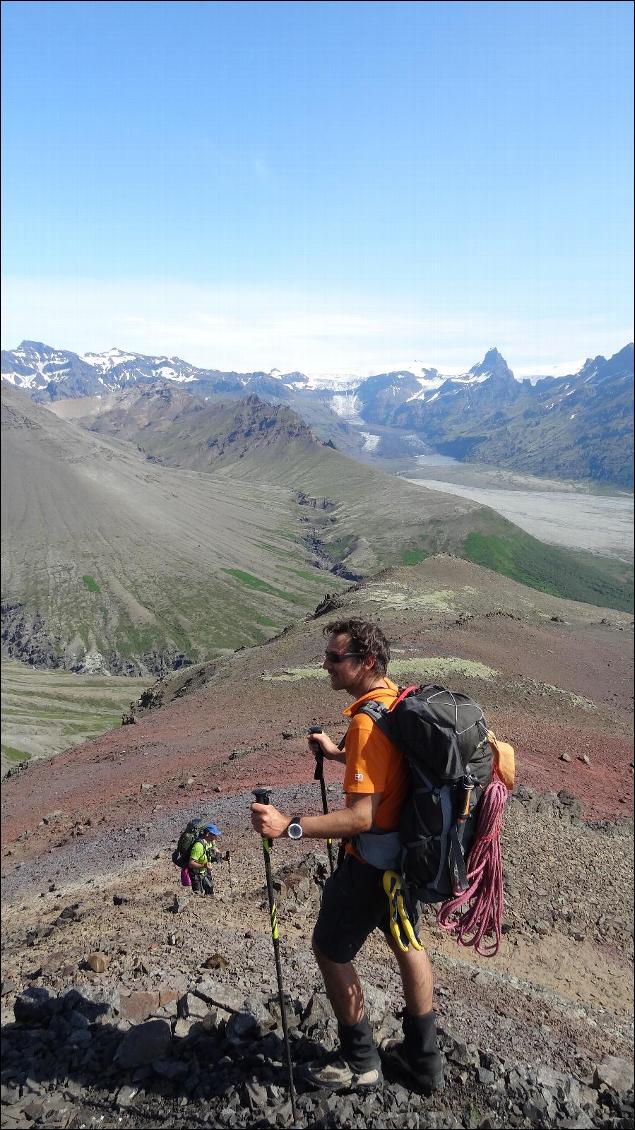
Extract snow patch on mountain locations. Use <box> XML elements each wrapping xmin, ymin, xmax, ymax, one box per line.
<box><xmin>458</xmin><ymin>369</ymin><xmax>493</xmax><ymax>385</ymax></box>
<box><xmin>156</xmin><ymin>366</ymin><xmax>198</xmax><ymax>383</ymax></box>
<box><xmin>81</xmin><ymin>349</ymin><xmax>139</xmax><ymax>371</ymax></box>
<box><xmin>406</xmin><ymin>375</ymin><xmax>445</xmax><ymax>401</ymax></box>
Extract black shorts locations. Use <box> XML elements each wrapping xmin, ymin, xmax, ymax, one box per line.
<box><xmin>312</xmin><ymin>853</ymin><xmax>395</xmax><ymax>964</ymax></box>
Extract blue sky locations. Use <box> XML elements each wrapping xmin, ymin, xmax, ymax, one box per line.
<box><xmin>1</xmin><ymin>0</ymin><xmax>633</xmax><ymax>377</ymax></box>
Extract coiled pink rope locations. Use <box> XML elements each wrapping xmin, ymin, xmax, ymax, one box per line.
<box><xmin>436</xmin><ymin>778</ymin><xmax>509</xmax><ymax>957</ymax></box>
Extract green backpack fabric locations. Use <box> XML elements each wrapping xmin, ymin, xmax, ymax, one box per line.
<box><xmin>171</xmin><ymin>817</ymin><xmax>210</xmax><ymax>868</ymax></box>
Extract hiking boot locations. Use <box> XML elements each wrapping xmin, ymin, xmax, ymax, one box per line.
<box><xmin>303</xmin><ymin>1052</ymin><xmax>383</xmax><ymax>1091</ymax></box>
<box><xmin>380</xmin><ymin>1008</ymin><xmax>444</xmax><ymax>1092</ymax></box>
<box><xmin>380</xmin><ymin>1038</ymin><xmax>445</xmax><ymax>1092</ymax></box>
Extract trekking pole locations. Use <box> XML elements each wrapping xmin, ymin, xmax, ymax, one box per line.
<box><xmin>226</xmin><ymin>850</ymin><xmax>233</xmax><ymax>894</ymax></box>
<box><xmin>252</xmin><ymin>789</ymin><xmax>298</xmax><ymax>1125</ymax></box>
<box><xmin>308</xmin><ymin>728</ymin><xmax>335</xmax><ymax>874</ymax></box>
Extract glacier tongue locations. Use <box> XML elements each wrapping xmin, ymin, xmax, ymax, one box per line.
<box><xmin>330</xmin><ymin>392</ymin><xmax>363</xmax><ymax>423</ymax></box>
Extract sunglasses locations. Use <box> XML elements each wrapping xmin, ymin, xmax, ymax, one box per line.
<box><xmin>324</xmin><ymin>650</ymin><xmax>362</xmax><ymax>663</ymax></box>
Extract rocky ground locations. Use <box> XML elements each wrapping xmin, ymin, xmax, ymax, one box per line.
<box><xmin>1</xmin><ymin>783</ymin><xmax>633</xmax><ymax>1130</ymax></box>
<box><xmin>1</xmin><ymin>558</ymin><xmax>633</xmax><ymax>1128</ymax></box>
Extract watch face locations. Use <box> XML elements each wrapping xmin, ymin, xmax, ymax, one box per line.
<box><xmin>288</xmin><ymin>822</ymin><xmax>303</xmax><ymax>839</ymax></box>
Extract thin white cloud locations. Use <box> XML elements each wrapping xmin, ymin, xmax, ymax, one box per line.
<box><xmin>1</xmin><ymin>275</ymin><xmax>630</xmax><ymax>378</ymax></box>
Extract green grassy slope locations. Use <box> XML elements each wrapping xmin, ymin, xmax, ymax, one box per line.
<box><xmin>0</xmin><ymin>659</ymin><xmax>150</xmax><ymax>776</ymax></box>
<box><xmin>463</xmin><ymin>514</ymin><xmax>633</xmax><ymax>611</ymax></box>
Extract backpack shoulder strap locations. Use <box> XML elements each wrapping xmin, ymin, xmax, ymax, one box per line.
<box><xmin>357</xmin><ymin>684</ymin><xmax>418</xmax><ymax>739</ymax></box>
<box><xmin>357</xmin><ymin>699</ymin><xmax>386</xmax><ymax>721</ymax></box>
<box><xmin>357</xmin><ymin>699</ymin><xmax>393</xmax><ymax>740</ymax></box>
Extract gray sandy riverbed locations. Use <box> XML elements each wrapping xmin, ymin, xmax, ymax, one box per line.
<box><xmin>404</xmin><ymin>477</ymin><xmax>633</xmax><ymax>560</ymax></box>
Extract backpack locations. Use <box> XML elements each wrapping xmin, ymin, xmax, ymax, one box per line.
<box><xmin>171</xmin><ymin>817</ymin><xmax>211</xmax><ymax>869</ymax></box>
<box><xmin>355</xmin><ymin>684</ymin><xmax>499</xmax><ymax>903</ymax></box>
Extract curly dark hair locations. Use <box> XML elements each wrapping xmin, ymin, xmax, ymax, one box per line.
<box><xmin>323</xmin><ymin>618</ymin><xmax>391</xmax><ymax>676</ymax></box>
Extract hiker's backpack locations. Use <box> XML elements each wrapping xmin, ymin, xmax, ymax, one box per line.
<box><xmin>356</xmin><ymin>684</ymin><xmax>498</xmax><ymax>903</ymax></box>
<box><xmin>171</xmin><ymin>817</ymin><xmax>210</xmax><ymax>869</ymax></box>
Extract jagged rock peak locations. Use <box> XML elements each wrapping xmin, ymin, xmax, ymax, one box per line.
<box><xmin>469</xmin><ymin>348</ymin><xmax>514</xmax><ymax>381</ymax></box>
<box><xmin>14</xmin><ymin>340</ymin><xmax>62</xmax><ymax>357</ymax></box>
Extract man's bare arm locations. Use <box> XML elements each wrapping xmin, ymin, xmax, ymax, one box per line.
<box><xmin>250</xmin><ymin>791</ymin><xmax>381</xmax><ymax>840</ymax></box>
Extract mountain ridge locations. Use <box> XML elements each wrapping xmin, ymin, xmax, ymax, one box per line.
<box><xmin>3</xmin><ymin>340</ymin><xmax>633</xmax><ymax>486</ymax></box>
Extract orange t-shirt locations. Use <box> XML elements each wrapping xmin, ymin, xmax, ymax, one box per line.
<box><xmin>342</xmin><ymin>678</ymin><xmax>408</xmax><ymax>837</ymax></box>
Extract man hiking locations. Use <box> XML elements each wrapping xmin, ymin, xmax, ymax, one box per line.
<box><xmin>188</xmin><ymin>823</ymin><xmax>223</xmax><ymax>896</ymax></box>
<box><xmin>250</xmin><ymin>618</ymin><xmax>443</xmax><ymax>1093</ymax></box>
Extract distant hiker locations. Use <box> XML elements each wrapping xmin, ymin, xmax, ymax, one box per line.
<box><xmin>188</xmin><ymin>823</ymin><xmax>223</xmax><ymax>896</ymax></box>
<box><xmin>250</xmin><ymin>618</ymin><xmax>444</xmax><ymax>1093</ymax></box>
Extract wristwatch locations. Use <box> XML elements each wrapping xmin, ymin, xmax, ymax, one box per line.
<box><xmin>287</xmin><ymin>816</ymin><xmax>303</xmax><ymax>840</ymax></box>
